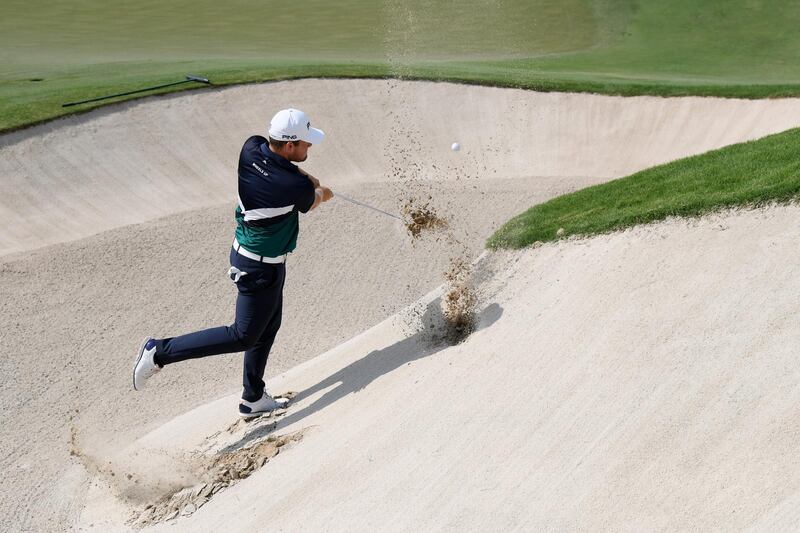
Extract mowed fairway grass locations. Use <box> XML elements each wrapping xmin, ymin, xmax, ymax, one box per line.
<box><xmin>4</xmin><ymin>0</ymin><xmax>800</xmax><ymax>132</ymax></box>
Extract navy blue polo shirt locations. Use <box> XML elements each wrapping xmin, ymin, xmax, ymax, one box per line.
<box><xmin>234</xmin><ymin>135</ymin><xmax>316</xmax><ymax>257</ymax></box>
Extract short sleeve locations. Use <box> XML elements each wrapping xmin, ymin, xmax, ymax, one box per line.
<box><xmin>296</xmin><ymin>179</ymin><xmax>316</xmax><ymax>213</ymax></box>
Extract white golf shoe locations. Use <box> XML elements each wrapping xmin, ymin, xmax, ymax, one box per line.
<box><xmin>133</xmin><ymin>337</ymin><xmax>161</xmax><ymax>391</ymax></box>
<box><xmin>239</xmin><ymin>391</ymin><xmax>289</xmax><ymax>418</ymax></box>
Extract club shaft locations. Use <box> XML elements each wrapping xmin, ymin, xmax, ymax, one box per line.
<box><xmin>334</xmin><ymin>192</ymin><xmax>403</xmax><ymax>221</ymax></box>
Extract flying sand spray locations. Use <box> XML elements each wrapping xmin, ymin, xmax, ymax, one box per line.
<box><xmin>335</xmin><ymin>180</ymin><xmax>476</xmax><ymax>343</ymax></box>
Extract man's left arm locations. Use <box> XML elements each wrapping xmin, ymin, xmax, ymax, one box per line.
<box><xmin>296</xmin><ymin>170</ymin><xmax>333</xmax><ymax>213</ymax></box>
<box><xmin>298</xmin><ymin>167</ymin><xmax>321</xmax><ymax>189</ymax></box>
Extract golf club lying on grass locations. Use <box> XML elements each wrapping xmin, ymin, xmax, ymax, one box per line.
<box><xmin>333</xmin><ymin>191</ymin><xmax>403</xmax><ymax>221</ymax></box>
<box><xmin>62</xmin><ymin>75</ymin><xmax>211</xmax><ymax>107</ymax></box>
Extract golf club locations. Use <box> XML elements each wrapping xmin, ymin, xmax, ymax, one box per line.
<box><xmin>62</xmin><ymin>75</ymin><xmax>211</xmax><ymax>107</ymax></box>
<box><xmin>334</xmin><ymin>191</ymin><xmax>404</xmax><ymax>222</ymax></box>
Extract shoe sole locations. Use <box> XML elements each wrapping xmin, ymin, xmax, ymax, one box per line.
<box><xmin>132</xmin><ymin>336</ymin><xmax>152</xmax><ymax>391</ymax></box>
<box><xmin>238</xmin><ymin>399</ymin><xmax>290</xmax><ymax>418</ymax></box>
<box><xmin>238</xmin><ymin>411</ymin><xmax>265</xmax><ymax>419</ymax></box>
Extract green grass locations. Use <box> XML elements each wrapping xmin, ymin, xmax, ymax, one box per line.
<box><xmin>0</xmin><ymin>60</ymin><xmax>393</xmax><ymax>132</ymax></box>
<box><xmin>4</xmin><ymin>2</ymin><xmax>800</xmax><ymax>248</ymax></box>
<box><xmin>4</xmin><ymin>1</ymin><xmax>800</xmax><ymax>132</ymax></box>
<box><xmin>487</xmin><ymin>128</ymin><xmax>800</xmax><ymax>249</ymax></box>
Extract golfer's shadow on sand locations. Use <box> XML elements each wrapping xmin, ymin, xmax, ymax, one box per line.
<box><xmin>220</xmin><ymin>300</ymin><xmax>503</xmax><ymax>453</ymax></box>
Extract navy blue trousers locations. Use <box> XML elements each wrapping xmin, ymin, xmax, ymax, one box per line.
<box><xmin>153</xmin><ymin>248</ymin><xmax>285</xmax><ymax>402</ymax></box>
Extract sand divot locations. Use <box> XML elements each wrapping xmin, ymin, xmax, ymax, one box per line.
<box><xmin>127</xmin><ymin>395</ymin><xmax>300</xmax><ymax>528</ymax></box>
<box><xmin>71</xmin><ymin>394</ymin><xmax>301</xmax><ymax>529</ymax></box>
<box><xmin>129</xmin><ymin>430</ymin><xmax>304</xmax><ymax>528</ymax></box>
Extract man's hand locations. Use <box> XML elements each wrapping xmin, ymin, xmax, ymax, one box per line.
<box><xmin>310</xmin><ymin>186</ymin><xmax>334</xmax><ymax>210</ymax></box>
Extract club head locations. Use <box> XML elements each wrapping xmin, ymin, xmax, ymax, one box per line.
<box><xmin>186</xmin><ymin>75</ymin><xmax>211</xmax><ymax>84</ymax></box>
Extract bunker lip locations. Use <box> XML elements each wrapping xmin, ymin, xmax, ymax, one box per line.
<box><xmin>3</xmin><ymin>79</ymin><xmax>800</xmax><ymax>258</ymax></box>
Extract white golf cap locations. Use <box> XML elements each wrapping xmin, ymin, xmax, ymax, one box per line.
<box><xmin>268</xmin><ymin>108</ymin><xmax>325</xmax><ymax>144</ymax></box>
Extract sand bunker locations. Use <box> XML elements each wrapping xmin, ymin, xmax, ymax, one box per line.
<box><xmin>3</xmin><ymin>80</ymin><xmax>800</xmax><ymax>532</ymax></box>
<box><xmin>100</xmin><ymin>203</ymin><xmax>800</xmax><ymax>532</ymax></box>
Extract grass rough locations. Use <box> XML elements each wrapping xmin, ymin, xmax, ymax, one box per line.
<box><xmin>487</xmin><ymin>128</ymin><xmax>800</xmax><ymax>249</ymax></box>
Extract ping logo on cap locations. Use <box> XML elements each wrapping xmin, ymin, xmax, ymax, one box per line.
<box><xmin>269</xmin><ymin>108</ymin><xmax>325</xmax><ymax>145</ymax></box>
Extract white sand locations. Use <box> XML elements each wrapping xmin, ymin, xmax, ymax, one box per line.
<box><xmin>83</xmin><ymin>203</ymin><xmax>800</xmax><ymax>532</ymax></box>
<box><xmin>1</xmin><ymin>80</ymin><xmax>800</xmax><ymax>531</ymax></box>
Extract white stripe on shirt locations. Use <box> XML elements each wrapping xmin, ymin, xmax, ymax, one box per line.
<box><xmin>242</xmin><ymin>205</ymin><xmax>295</xmax><ymax>221</ymax></box>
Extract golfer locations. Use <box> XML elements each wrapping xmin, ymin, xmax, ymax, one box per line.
<box><xmin>133</xmin><ymin>108</ymin><xmax>334</xmax><ymax>418</ymax></box>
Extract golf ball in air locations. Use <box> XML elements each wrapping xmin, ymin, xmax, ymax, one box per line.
<box><xmin>451</xmin><ymin>142</ymin><xmax>461</xmax><ymax>152</ymax></box>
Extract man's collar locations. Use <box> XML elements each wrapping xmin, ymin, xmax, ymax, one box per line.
<box><xmin>260</xmin><ymin>143</ymin><xmax>297</xmax><ymax>170</ymax></box>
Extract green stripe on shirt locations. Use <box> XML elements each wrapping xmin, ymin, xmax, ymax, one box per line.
<box><xmin>234</xmin><ymin>205</ymin><xmax>300</xmax><ymax>257</ymax></box>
